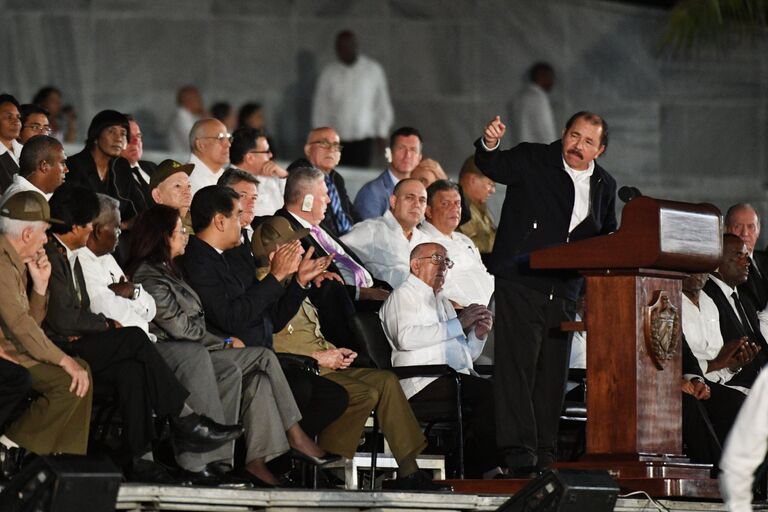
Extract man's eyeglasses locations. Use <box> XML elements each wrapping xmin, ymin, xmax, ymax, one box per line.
<box><xmin>23</xmin><ymin>123</ymin><xmax>52</xmax><ymax>135</ymax></box>
<box><xmin>309</xmin><ymin>140</ymin><xmax>343</xmax><ymax>152</ymax></box>
<box><xmin>248</xmin><ymin>149</ymin><xmax>272</xmax><ymax>155</ymax></box>
<box><xmin>198</xmin><ymin>133</ymin><xmax>233</xmax><ymax>144</ymax></box>
<box><xmin>416</xmin><ymin>253</ymin><xmax>454</xmax><ymax>269</ymax></box>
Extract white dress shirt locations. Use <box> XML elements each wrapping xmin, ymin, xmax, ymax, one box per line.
<box><xmin>341</xmin><ymin>210</ymin><xmax>427</xmax><ymax>289</ymax></box>
<box><xmin>0</xmin><ymin>139</ymin><xmax>23</xmax><ymax>166</ymax></box>
<box><xmin>562</xmin><ymin>157</ymin><xmax>594</xmax><ymax>234</ymax></box>
<box><xmin>0</xmin><ymin>174</ymin><xmax>51</xmax><ymax>203</ymax></box>
<box><xmin>289</xmin><ymin>212</ymin><xmax>373</xmax><ymax>288</ymax></box>
<box><xmin>312</xmin><ymin>55</ymin><xmax>394</xmax><ymax>141</ymax></box>
<box><xmin>167</xmin><ymin>107</ymin><xmax>198</xmax><ymax>155</ymax></box>
<box><xmin>188</xmin><ymin>153</ymin><xmax>225</xmax><ymax>197</ymax></box>
<box><xmin>419</xmin><ymin>221</ymin><xmax>494</xmax><ymax>307</ymax></box>
<box><xmin>254</xmin><ymin>175</ymin><xmax>286</xmax><ymax>217</ymax></box>
<box><xmin>380</xmin><ymin>274</ymin><xmax>486</xmax><ymax>398</ymax></box>
<box><xmin>720</xmin><ymin>369</ymin><xmax>768</xmax><ymax>512</ymax></box>
<box><xmin>682</xmin><ymin>292</ymin><xmax>743</xmax><ymax>387</ymax></box>
<box><xmin>515</xmin><ymin>83</ymin><xmax>557</xmax><ymax>144</ymax></box>
<box><xmin>77</xmin><ymin>247</ymin><xmax>157</xmax><ymax>340</ymax></box>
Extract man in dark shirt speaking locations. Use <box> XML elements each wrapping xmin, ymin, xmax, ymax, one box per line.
<box><xmin>474</xmin><ymin>112</ymin><xmax>617</xmax><ymax>476</ymax></box>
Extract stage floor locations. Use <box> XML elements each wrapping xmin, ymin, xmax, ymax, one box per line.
<box><xmin>115</xmin><ymin>484</ymin><xmax>768</xmax><ymax>511</ymax></box>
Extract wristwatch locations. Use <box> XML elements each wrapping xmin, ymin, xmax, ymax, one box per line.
<box><xmin>132</xmin><ymin>285</ymin><xmax>141</xmax><ymax>300</ymax></box>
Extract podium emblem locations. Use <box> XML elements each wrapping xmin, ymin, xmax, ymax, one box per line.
<box><xmin>644</xmin><ymin>290</ymin><xmax>680</xmax><ymax>370</ymax></box>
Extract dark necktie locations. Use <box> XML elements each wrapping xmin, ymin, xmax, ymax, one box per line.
<box><xmin>131</xmin><ymin>166</ymin><xmax>149</xmax><ymax>188</ymax></box>
<box><xmin>731</xmin><ymin>291</ymin><xmax>756</xmax><ymax>337</ymax></box>
<box><xmin>324</xmin><ymin>174</ymin><xmax>352</xmax><ymax>235</ymax></box>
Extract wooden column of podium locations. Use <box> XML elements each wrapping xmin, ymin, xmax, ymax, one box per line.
<box><xmin>527</xmin><ymin>196</ymin><xmax>723</xmax><ymax>498</ymax></box>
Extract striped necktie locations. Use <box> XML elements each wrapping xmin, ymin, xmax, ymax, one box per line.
<box><xmin>324</xmin><ymin>174</ymin><xmax>352</xmax><ymax>235</ymax></box>
<box><xmin>310</xmin><ymin>225</ymin><xmax>367</xmax><ymax>287</ymax></box>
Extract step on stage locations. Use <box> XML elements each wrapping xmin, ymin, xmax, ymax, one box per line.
<box><xmin>114</xmin><ymin>484</ymin><xmax>767</xmax><ymax>511</ymax></box>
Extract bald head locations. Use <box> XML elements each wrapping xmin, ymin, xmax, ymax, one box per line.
<box><xmin>190</xmin><ymin>118</ymin><xmax>231</xmax><ymax>169</ymax></box>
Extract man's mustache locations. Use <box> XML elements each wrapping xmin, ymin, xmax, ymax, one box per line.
<box><xmin>568</xmin><ymin>149</ymin><xmax>583</xmax><ymax>160</ymax></box>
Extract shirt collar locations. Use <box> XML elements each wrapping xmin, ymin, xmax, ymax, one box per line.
<box><xmin>53</xmin><ymin>234</ymin><xmax>79</xmax><ymax>268</ymax></box>
<box><xmin>386</xmin><ymin>169</ymin><xmax>400</xmax><ymax>186</ymax></box>
<box><xmin>0</xmin><ymin>139</ymin><xmax>23</xmax><ymax>163</ymax></box>
<box><xmin>561</xmin><ymin>156</ymin><xmax>595</xmax><ymax>178</ymax></box>
<box><xmin>289</xmin><ymin>211</ymin><xmax>314</xmax><ymax>230</ymax></box>
<box><xmin>421</xmin><ymin>220</ymin><xmax>453</xmax><ymax>240</ymax></box>
<box><xmin>189</xmin><ymin>153</ymin><xmax>224</xmax><ymax>175</ymax></box>
<box><xmin>709</xmin><ymin>273</ymin><xmax>737</xmax><ymax>295</ymax></box>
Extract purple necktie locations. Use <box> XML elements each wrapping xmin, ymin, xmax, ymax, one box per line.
<box><xmin>310</xmin><ymin>225</ymin><xmax>368</xmax><ymax>288</ymax></box>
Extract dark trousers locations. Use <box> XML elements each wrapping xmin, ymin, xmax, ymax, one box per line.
<box><xmin>308</xmin><ymin>280</ymin><xmax>359</xmax><ymax>354</ymax></box>
<box><xmin>69</xmin><ymin>327</ymin><xmax>190</xmax><ymax>457</ymax></box>
<box><xmin>0</xmin><ymin>359</ymin><xmax>32</xmax><ymax>429</ymax></box>
<box><xmin>494</xmin><ymin>278</ymin><xmax>574</xmax><ymax>469</ymax></box>
<box><xmin>411</xmin><ymin>373</ymin><xmax>497</xmax><ymax>476</ymax></box>
<box><xmin>339</xmin><ymin>138</ymin><xmax>374</xmax><ymax>168</ymax></box>
<box><xmin>282</xmin><ymin>365</ymin><xmax>348</xmax><ymax>438</ymax></box>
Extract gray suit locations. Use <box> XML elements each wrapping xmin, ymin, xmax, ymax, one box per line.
<box><xmin>133</xmin><ymin>261</ymin><xmax>302</xmax><ymax>462</ymax></box>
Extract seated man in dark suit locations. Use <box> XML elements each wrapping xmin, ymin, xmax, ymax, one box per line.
<box><xmin>179</xmin><ymin>185</ymin><xmax>348</xmax><ymax>440</ymax></box>
<box><xmin>44</xmin><ymin>184</ymin><xmax>243</xmax><ymax>483</ymax></box>
<box><xmin>120</xmin><ymin>115</ymin><xmax>156</xmax><ymax>207</ymax></box>
<box><xmin>724</xmin><ymin>203</ymin><xmax>768</xmax><ymax>337</ymax></box>
<box><xmin>702</xmin><ymin>234</ymin><xmax>767</xmax><ymax>392</ymax></box>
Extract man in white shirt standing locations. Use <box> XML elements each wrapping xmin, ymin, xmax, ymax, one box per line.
<box><xmin>168</xmin><ymin>86</ymin><xmax>205</xmax><ymax>155</ymax></box>
<box><xmin>2</xmin><ymin>135</ymin><xmax>68</xmax><ymax>203</ymax></box>
<box><xmin>515</xmin><ymin>62</ymin><xmax>557</xmax><ymax>144</ymax></box>
<box><xmin>312</xmin><ymin>30</ymin><xmax>393</xmax><ymax>168</ymax></box>
<box><xmin>380</xmin><ymin>241</ymin><xmax>496</xmax><ymax>477</ymax></box>
<box><xmin>342</xmin><ymin>178</ymin><xmax>427</xmax><ymax>289</ymax></box>
<box><xmin>188</xmin><ymin>118</ymin><xmax>232</xmax><ymax>196</ymax></box>
<box><xmin>420</xmin><ymin>180</ymin><xmax>494</xmax><ymax>307</ymax></box>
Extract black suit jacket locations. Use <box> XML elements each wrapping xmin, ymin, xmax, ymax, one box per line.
<box><xmin>0</xmin><ymin>153</ymin><xmax>19</xmax><ymax>194</ymax></box>
<box><xmin>179</xmin><ymin>235</ymin><xmax>307</xmax><ymax>349</ymax></box>
<box><xmin>474</xmin><ymin>139</ymin><xmax>617</xmax><ymax>300</ymax></box>
<box><xmin>739</xmin><ymin>250</ymin><xmax>768</xmax><ymax>311</ymax></box>
<box><xmin>320</xmin><ymin>169</ymin><xmax>360</xmax><ymax>237</ymax></box>
<box><xmin>42</xmin><ymin>236</ymin><xmax>110</xmax><ymax>343</ymax></box>
<box><xmin>702</xmin><ymin>279</ymin><xmax>768</xmax><ymax>388</ymax></box>
<box><xmin>65</xmin><ymin>150</ymin><xmax>150</xmax><ymax>222</ymax></box>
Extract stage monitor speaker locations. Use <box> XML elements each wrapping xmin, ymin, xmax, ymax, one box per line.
<box><xmin>0</xmin><ymin>454</ymin><xmax>121</xmax><ymax>512</ymax></box>
<box><xmin>496</xmin><ymin>469</ymin><xmax>619</xmax><ymax>512</ymax></box>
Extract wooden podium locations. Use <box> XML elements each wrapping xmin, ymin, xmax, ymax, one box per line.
<box><xmin>530</xmin><ymin>196</ymin><xmax>722</xmax><ymax>497</ymax></box>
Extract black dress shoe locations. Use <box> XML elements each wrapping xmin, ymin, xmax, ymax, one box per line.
<box><xmin>289</xmin><ymin>448</ymin><xmax>342</xmax><ymax>466</ymax></box>
<box><xmin>181</xmin><ymin>465</ymin><xmax>253</xmax><ymax>488</ymax></box>
<box><xmin>0</xmin><ymin>444</ymin><xmax>26</xmax><ymax>481</ymax></box>
<box><xmin>229</xmin><ymin>468</ymin><xmax>277</xmax><ymax>488</ymax></box>
<box><xmin>382</xmin><ymin>470</ymin><xmax>452</xmax><ymax>491</ymax></box>
<box><xmin>125</xmin><ymin>459</ymin><xmax>181</xmax><ymax>484</ymax></box>
<box><xmin>172</xmin><ymin>413</ymin><xmax>244</xmax><ymax>453</ymax></box>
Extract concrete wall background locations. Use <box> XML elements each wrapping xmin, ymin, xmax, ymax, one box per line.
<box><xmin>2</xmin><ymin>0</ymin><xmax>767</xmax><ymax>240</ymax></box>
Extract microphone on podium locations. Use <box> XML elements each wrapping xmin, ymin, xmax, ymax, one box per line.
<box><xmin>618</xmin><ymin>186</ymin><xmax>642</xmax><ymax>203</ymax></box>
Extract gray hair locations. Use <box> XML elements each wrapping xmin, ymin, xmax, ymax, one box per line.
<box><xmin>284</xmin><ymin>166</ymin><xmax>324</xmax><ymax>206</ymax></box>
<box><xmin>724</xmin><ymin>203</ymin><xmax>760</xmax><ymax>230</ymax></box>
<box><xmin>188</xmin><ymin>118</ymin><xmax>216</xmax><ymax>153</ymax></box>
<box><xmin>94</xmin><ymin>194</ymin><xmax>120</xmax><ymax>226</ymax></box>
<box><xmin>0</xmin><ymin>217</ymin><xmax>47</xmax><ymax>238</ymax></box>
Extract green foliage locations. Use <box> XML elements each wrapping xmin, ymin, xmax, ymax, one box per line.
<box><xmin>662</xmin><ymin>0</ymin><xmax>768</xmax><ymax>54</ymax></box>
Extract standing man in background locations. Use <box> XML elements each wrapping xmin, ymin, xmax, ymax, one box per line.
<box><xmin>515</xmin><ymin>62</ymin><xmax>557</xmax><ymax>144</ymax></box>
<box><xmin>475</xmin><ymin>111</ymin><xmax>616</xmax><ymax>476</ymax></box>
<box><xmin>312</xmin><ymin>30</ymin><xmax>394</xmax><ymax>168</ymax></box>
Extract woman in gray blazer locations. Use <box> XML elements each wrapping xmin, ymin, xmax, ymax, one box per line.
<box><xmin>126</xmin><ymin>205</ymin><xmax>338</xmax><ymax>486</ymax></box>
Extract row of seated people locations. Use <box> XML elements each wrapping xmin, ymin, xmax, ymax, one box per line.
<box><xmin>0</xmin><ymin>164</ymin><xmax>498</xmax><ymax>489</ymax></box>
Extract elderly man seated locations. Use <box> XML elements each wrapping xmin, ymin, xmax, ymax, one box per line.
<box><xmin>0</xmin><ymin>191</ymin><xmax>92</xmax><ymax>478</ymax></box>
<box><xmin>420</xmin><ymin>180</ymin><xmax>494</xmax><ymax>306</ymax></box>
<box><xmin>253</xmin><ymin>216</ymin><xmax>449</xmax><ymax>491</ymax></box>
<box><xmin>341</xmin><ymin>178</ymin><xmax>428</xmax><ymax>288</ymax></box>
<box><xmin>188</xmin><ymin>118</ymin><xmax>232</xmax><ymax>196</ymax></box>
<box><xmin>380</xmin><ymin>242</ymin><xmax>496</xmax><ymax>477</ymax></box>
<box><xmin>150</xmin><ymin>159</ymin><xmax>194</xmax><ymax>232</ymax></box>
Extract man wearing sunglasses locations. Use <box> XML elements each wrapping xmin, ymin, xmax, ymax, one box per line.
<box><xmin>188</xmin><ymin>118</ymin><xmax>232</xmax><ymax>196</ymax></box>
<box><xmin>380</xmin><ymin>241</ymin><xmax>496</xmax><ymax>478</ymax></box>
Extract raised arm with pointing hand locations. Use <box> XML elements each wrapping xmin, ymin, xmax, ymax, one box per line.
<box><xmin>483</xmin><ymin>116</ymin><xmax>507</xmax><ymax>149</ymax></box>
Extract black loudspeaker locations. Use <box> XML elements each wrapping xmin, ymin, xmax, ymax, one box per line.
<box><xmin>496</xmin><ymin>469</ymin><xmax>619</xmax><ymax>512</ymax></box>
<box><xmin>0</xmin><ymin>454</ymin><xmax>121</xmax><ymax>512</ymax></box>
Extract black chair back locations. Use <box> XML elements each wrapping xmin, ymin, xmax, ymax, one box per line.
<box><xmin>350</xmin><ymin>312</ymin><xmax>393</xmax><ymax>370</ymax></box>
